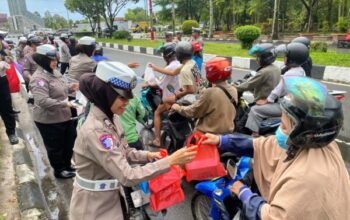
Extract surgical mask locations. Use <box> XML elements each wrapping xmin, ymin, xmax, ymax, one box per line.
<box><xmin>275</xmin><ymin>126</ymin><xmax>289</xmax><ymax>150</ymax></box>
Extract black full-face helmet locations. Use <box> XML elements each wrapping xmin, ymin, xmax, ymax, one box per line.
<box><xmin>280</xmin><ymin>76</ymin><xmax>343</xmax><ymax>161</ymax></box>
<box><xmin>274</xmin><ymin>42</ymin><xmax>309</xmax><ymax>67</ymax></box>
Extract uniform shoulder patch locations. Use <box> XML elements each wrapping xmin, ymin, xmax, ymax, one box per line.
<box><xmin>99</xmin><ymin>134</ymin><xmax>114</xmax><ymax>150</ymax></box>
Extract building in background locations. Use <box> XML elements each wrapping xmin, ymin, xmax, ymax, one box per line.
<box><xmin>0</xmin><ymin>13</ymin><xmax>8</xmax><ymax>30</ymax></box>
<box><xmin>7</xmin><ymin>0</ymin><xmax>44</xmax><ymax>33</ymax></box>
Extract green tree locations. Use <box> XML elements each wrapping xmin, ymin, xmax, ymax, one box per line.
<box><xmin>125</xmin><ymin>7</ymin><xmax>148</xmax><ymax>22</ymax></box>
<box><xmin>65</xmin><ymin>0</ymin><xmax>104</xmax><ymax>34</ymax></box>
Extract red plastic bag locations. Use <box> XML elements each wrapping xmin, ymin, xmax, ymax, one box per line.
<box><xmin>149</xmin><ymin>149</ymin><xmax>185</xmax><ymax>212</ymax></box>
<box><xmin>6</xmin><ymin>63</ymin><xmax>20</xmax><ymax>93</ymax></box>
<box><xmin>185</xmin><ymin>131</ymin><xmax>226</xmax><ymax>181</ymax></box>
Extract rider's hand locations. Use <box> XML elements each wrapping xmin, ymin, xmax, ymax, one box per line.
<box><xmin>147</xmin><ymin>152</ymin><xmax>162</xmax><ymax>161</ymax></box>
<box><xmin>167</xmin><ymin>145</ymin><xmax>198</xmax><ymax>166</ymax></box>
<box><xmin>202</xmin><ymin>133</ymin><xmax>220</xmax><ymax>146</ymax></box>
<box><xmin>231</xmin><ymin>180</ymin><xmax>245</xmax><ymax>196</ymax></box>
<box><xmin>171</xmin><ymin>103</ymin><xmax>181</xmax><ymax>112</ymax></box>
<box><xmin>256</xmin><ymin>99</ymin><xmax>268</xmax><ymax>105</ymax></box>
<box><xmin>128</xmin><ymin>62</ymin><xmax>140</xmax><ymax>69</ymax></box>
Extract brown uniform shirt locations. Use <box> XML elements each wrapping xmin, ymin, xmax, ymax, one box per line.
<box><xmin>177</xmin><ymin>82</ymin><xmax>237</xmax><ymax>134</ymax></box>
<box><xmin>253</xmin><ymin>136</ymin><xmax>350</xmax><ymax>220</ymax></box>
<box><xmin>68</xmin><ymin>53</ymin><xmax>96</xmax><ymax>80</ymax></box>
<box><xmin>23</xmin><ymin>45</ymin><xmax>33</xmax><ymax>56</ymax></box>
<box><xmin>29</xmin><ymin>67</ymin><xmax>71</xmax><ymax>124</ymax></box>
<box><xmin>70</xmin><ymin>106</ymin><xmax>170</xmax><ymax>220</ymax></box>
<box><xmin>236</xmin><ymin>64</ymin><xmax>280</xmax><ymax>101</ymax></box>
<box><xmin>15</xmin><ymin>46</ymin><xmax>25</xmax><ymax>64</ymax></box>
<box><xmin>60</xmin><ymin>43</ymin><xmax>71</xmax><ymax>63</ymax></box>
<box><xmin>23</xmin><ymin>52</ymin><xmax>38</xmax><ymax>80</ymax></box>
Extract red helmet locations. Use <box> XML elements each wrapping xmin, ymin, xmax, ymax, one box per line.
<box><xmin>192</xmin><ymin>41</ymin><xmax>201</xmax><ymax>53</ymax></box>
<box><xmin>205</xmin><ymin>57</ymin><xmax>231</xmax><ymax>83</ymax></box>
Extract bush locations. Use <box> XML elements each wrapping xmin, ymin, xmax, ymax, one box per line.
<box><xmin>182</xmin><ymin>20</ymin><xmax>199</xmax><ymax>35</ymax></box>
<box><xmin>336</xmin><ymin>17</ymin><xmax>349</xmax><ymax>33</ymax></box>
<box><xmin>234</xmin><ymin>25</ymin><xmax>261</xmax><ymax>49</ymax></box>
<box><xmin>322</xmin><ymin>21</ymin><xmax>330</xmax><ymax>34</ymax></box>
<box><xmin>113</xmin><ymin>30</ymin><xmax>130</xmax><ymax>39</ymax></box>
<box><xmin>310</xmin><ymin>41</ymin><xmax>328</xmax><ymax>52</ymax></box>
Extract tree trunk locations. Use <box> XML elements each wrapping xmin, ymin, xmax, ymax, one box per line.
<box><xmin>327</xmin><ymin>0</ymin><xmax>333</xmax><ymax>31</ymax></box>
<box><xmin>271</xmin><ymin>0</ymin><xmax>279</xmax><ymax>39</ymax></box>
<box><xmin>209</xmin><ymin>0</ymin><xmax>213</xmax><ymax>38</ymax></box>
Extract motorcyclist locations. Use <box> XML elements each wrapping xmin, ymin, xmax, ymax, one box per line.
<box><xmin>171</xmin><ymin>57</ymin><xmax>237</xmax><ymax>134</ymax></box>
<box><xmin>147</xmin><ymin>44</ymin><xmax>182</xmax><ymax>148</ymax></box>
<box><xmin>202</xmin><ymin>76</ymin><xmax>350</xmax><ymax>220</ymax></box>
<box><xmin>245</xmin><ymin>43</ymin><xmax>307</xmax><ymax>135</ymax></box>
<box><xmin>189</xmin><ymin>27</ymin><xmax>204</xmax><ymax>51</ymax></box>
<box><xmin>235</xmin><ymin>43</ymin><xmax>280</xmax><ymax>104</ymax></box>
<box><xmin>291</xmin><ymin>36</ymin><xmax>312</xmax><ymax>77</ymax></box>
<box><xmin>15</xmin><ymin>37</ymin><xmax>27</xmax><ymax>64</ymax></box>
<box><xmin>165</xmin><ymin>31</ymin><xmax>174</xmax><ymax>44</ymax></box>
<box><xmin>68</xmin><ymin>36</ymin><xmax>78</xmax><ymax>56</ymax></box>
<box><xmin>173</xmin><ymin>31</ymin><xmax>182</xmax><ymax>43</ymax></box>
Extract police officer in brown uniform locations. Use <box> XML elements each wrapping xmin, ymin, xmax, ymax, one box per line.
<box><xmin>68</xmin><ymin>36</ymin><xmax>97</xmax><ymax>81</ymax></box>
<box><xmin>70</xmin><ymin>61</ymin><xmax>197</xmax><ymax>220</ymax></box>
<box><xmin>29</xmin><ymin>44</ymin><xmax>79</xmax><ymax>179</ymax></box>
<box><xmin>15</xmin><ymin>37</ymin><xmax>27</xmax><ymax>65</ymax></box>
<box><xmin>23</xmin><ymin>36</ymin><xmax>42</xmax><ymax>83</ymax></box>
<box><xmin>59</xmin><ymin>33</ymin><xmax>71</xmax><ymax>74</ymax></box>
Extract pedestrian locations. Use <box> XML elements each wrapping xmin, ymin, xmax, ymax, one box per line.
<box><xmin>70</xmin><ymin>61</ymin><xmax>197</xmax><ymax>220</ymax></box>
<box><xmin>68</xmin><ymin>36</ymin><xmax>78</xmax><ymax>57</ymax></box>
<box><xmin>68</xmin><ymin>36</ymin><xmax>97</xmax><ymax>81</ymax></box>
<box><xmin>59</xmin><ymin>33</ymin><xmax>71</xmax><ymax>74</ymax></box>
<box><xmin>189</xmin><ymin>27</ymin><xmax>204</xmax><ymax>52</ymax></box>
<box><xmin>0</xmin><ymin>59</ymin><xmax>19</xmax><ymax>145</ymax></box>
<box><xmin>165</xmin><ymin>31</ymin><xmax>174</xmax><ymax>44</ymax></box>
<box><xmin>173</xmin><ymin>31</ymin><xmax>182</xmax><ymax>43</ymax></box>
<box><xmin>29</xmin><ymin>44</ymin><xmax>79</xmax><ymax>179</ymax></box>
<box><xmin>23</xmin><ymin>35</ymin><xmax>35</xmax><ymax>56</ymax></box>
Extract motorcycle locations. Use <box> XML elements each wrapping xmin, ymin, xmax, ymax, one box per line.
<box><xmin>191</xmin><ymin>153</ymin><xmax>253</xmax><ymax>220</ymax></box>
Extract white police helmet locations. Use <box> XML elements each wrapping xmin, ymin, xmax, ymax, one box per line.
<box><xmin>19</xmin><ymin>37</ymin><xmax>27</xmax><ymax>43</ymax></box>
<box><xmin>60</xmin><ymin>33</ymin><xmax>69</xmax><ymax>39</ymax></box>
<box><xmin>78</xmin><ymin>36</ymin><xmax>96</xmax><ymax>46</ymax></box>
<box><xmin>95</xmin><ymin>61</ymin><xmax>137</xmax><ymax>99</ymax></box>
<box><xmin>36</xmin><ymin>44</ymin><xmax>57</xmax><ymax>59</ymax></box>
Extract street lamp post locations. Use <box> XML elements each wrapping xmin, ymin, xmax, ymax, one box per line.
<box><xmin>149</xmin><ymin>0</ymin><xmax>154</xmax><ymax>40</ymax></box>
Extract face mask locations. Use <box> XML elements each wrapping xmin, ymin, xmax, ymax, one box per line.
<box><xmin>275</xmin><ymin>126</ymin><xmax>289</xmax><ymax>150</ymax></box>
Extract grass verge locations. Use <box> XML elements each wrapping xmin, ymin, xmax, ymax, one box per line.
<box><xmin>97</xmin><ymin>38</ymin><xmax>350</xmax><ymax>67</ymax></box>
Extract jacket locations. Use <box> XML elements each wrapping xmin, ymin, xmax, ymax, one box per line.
<box><xmin>70</xmin><ymin>106</ymin><xmax>170</xmax><ymax>220</ymax></box>
<box><xmin>119</xmin><ymin>97</ymin><xmax>145</xmax><ymax>144</ymax></box>
<box><xmin>23</xmin><ymin>52</ymin><xmax>38</xmax><ymax>80</ymax></box>
<box><xmin>236</xmin><ymin>64</ymin><xmax>281</xmax><ymax>101</ymax></box>
<box><xmin>60</xmin><ymin>43</ymin><xmax>71</xmax><ymax>63</ymax></box>
<box><xmin>68</xmin><ymin>53</ymin><xmax>96</xmax><ymax>80</ymax></box>
<box><xmin>177</xmin><ymin>82</ymin><xmax>237</xmax><ymax>134</ymax></box>
<box><xmin>29</xmin><ymin>67</ymin><xmax>71</xmax><ymax>124</ymax></box>
<box><xmin>253</xmin><ymin>136</ymin><xmax>350</xmax><ymax>220</ymax></box>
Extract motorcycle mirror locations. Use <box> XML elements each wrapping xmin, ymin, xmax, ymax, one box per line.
<box><xmin>226</xmin><ymin>159</ymin><xmax>237</xmax><ymax>179</ymax></box>
<box><xmin>166</xmin><ymin>84</ymin><xmax>175</xmax><ymax>94</ymax></box>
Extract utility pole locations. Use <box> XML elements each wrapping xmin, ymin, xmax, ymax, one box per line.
<box><xmin>149</xmin><ymin>0</ymin><xmax>154</xmax><ymax>40</ymax></box>
<box><xmin>209</xmin><ymin>0</ymin><xmax>213</xmax><ymax>38</ymax></box>
<box><xmin>172</xmin><ymin>0</ymin><xmax>175</xmax><ymax>34</ymax></box>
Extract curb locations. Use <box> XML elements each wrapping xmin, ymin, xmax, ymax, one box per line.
<box><xmin>12</xmin><ymin>138</ymin><xmax>47</xmax><ymax>219</ymax></box>
<box><xmin>100</xmin><ymin>42</ymin><xmax>350</xmax><ymax>84</ymax></box>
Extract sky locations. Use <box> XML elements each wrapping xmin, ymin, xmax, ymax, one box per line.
<box><xmin>0</xmin><ymin>0</ymin><xmax>148</xmax><ymax>20</ymax></box>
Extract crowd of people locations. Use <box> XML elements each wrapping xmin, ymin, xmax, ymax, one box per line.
<box><xmin>0</xmin><ymin>28</ymin><xmax>349</xmax><ymax>220</ymax></box>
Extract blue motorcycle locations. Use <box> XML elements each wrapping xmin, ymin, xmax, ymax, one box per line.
<box><xmin>191</xmin><ymin>156</ymin><xmax>252</xmax><ymax>220</ymax></box>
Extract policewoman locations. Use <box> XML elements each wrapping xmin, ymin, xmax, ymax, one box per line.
<box><xmin>29</xmin><ymin>44</ymin><xmax>79</xmax><ymax>179</ymax></box>
<box><xmin>68</xmin><ymin>36</ymin><xmax>97</xmax><ymax>81</ymax></box>
<box><xmin>70</xmin><ymin>61</ymin><xmax>197</xmax><ymax>220</ymax></box>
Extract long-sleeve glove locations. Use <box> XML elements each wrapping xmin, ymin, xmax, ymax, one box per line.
<box><xmin>219</xmin><ymin>133</ymin><xmax>254</xmax><ymax>157</ymax></box>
